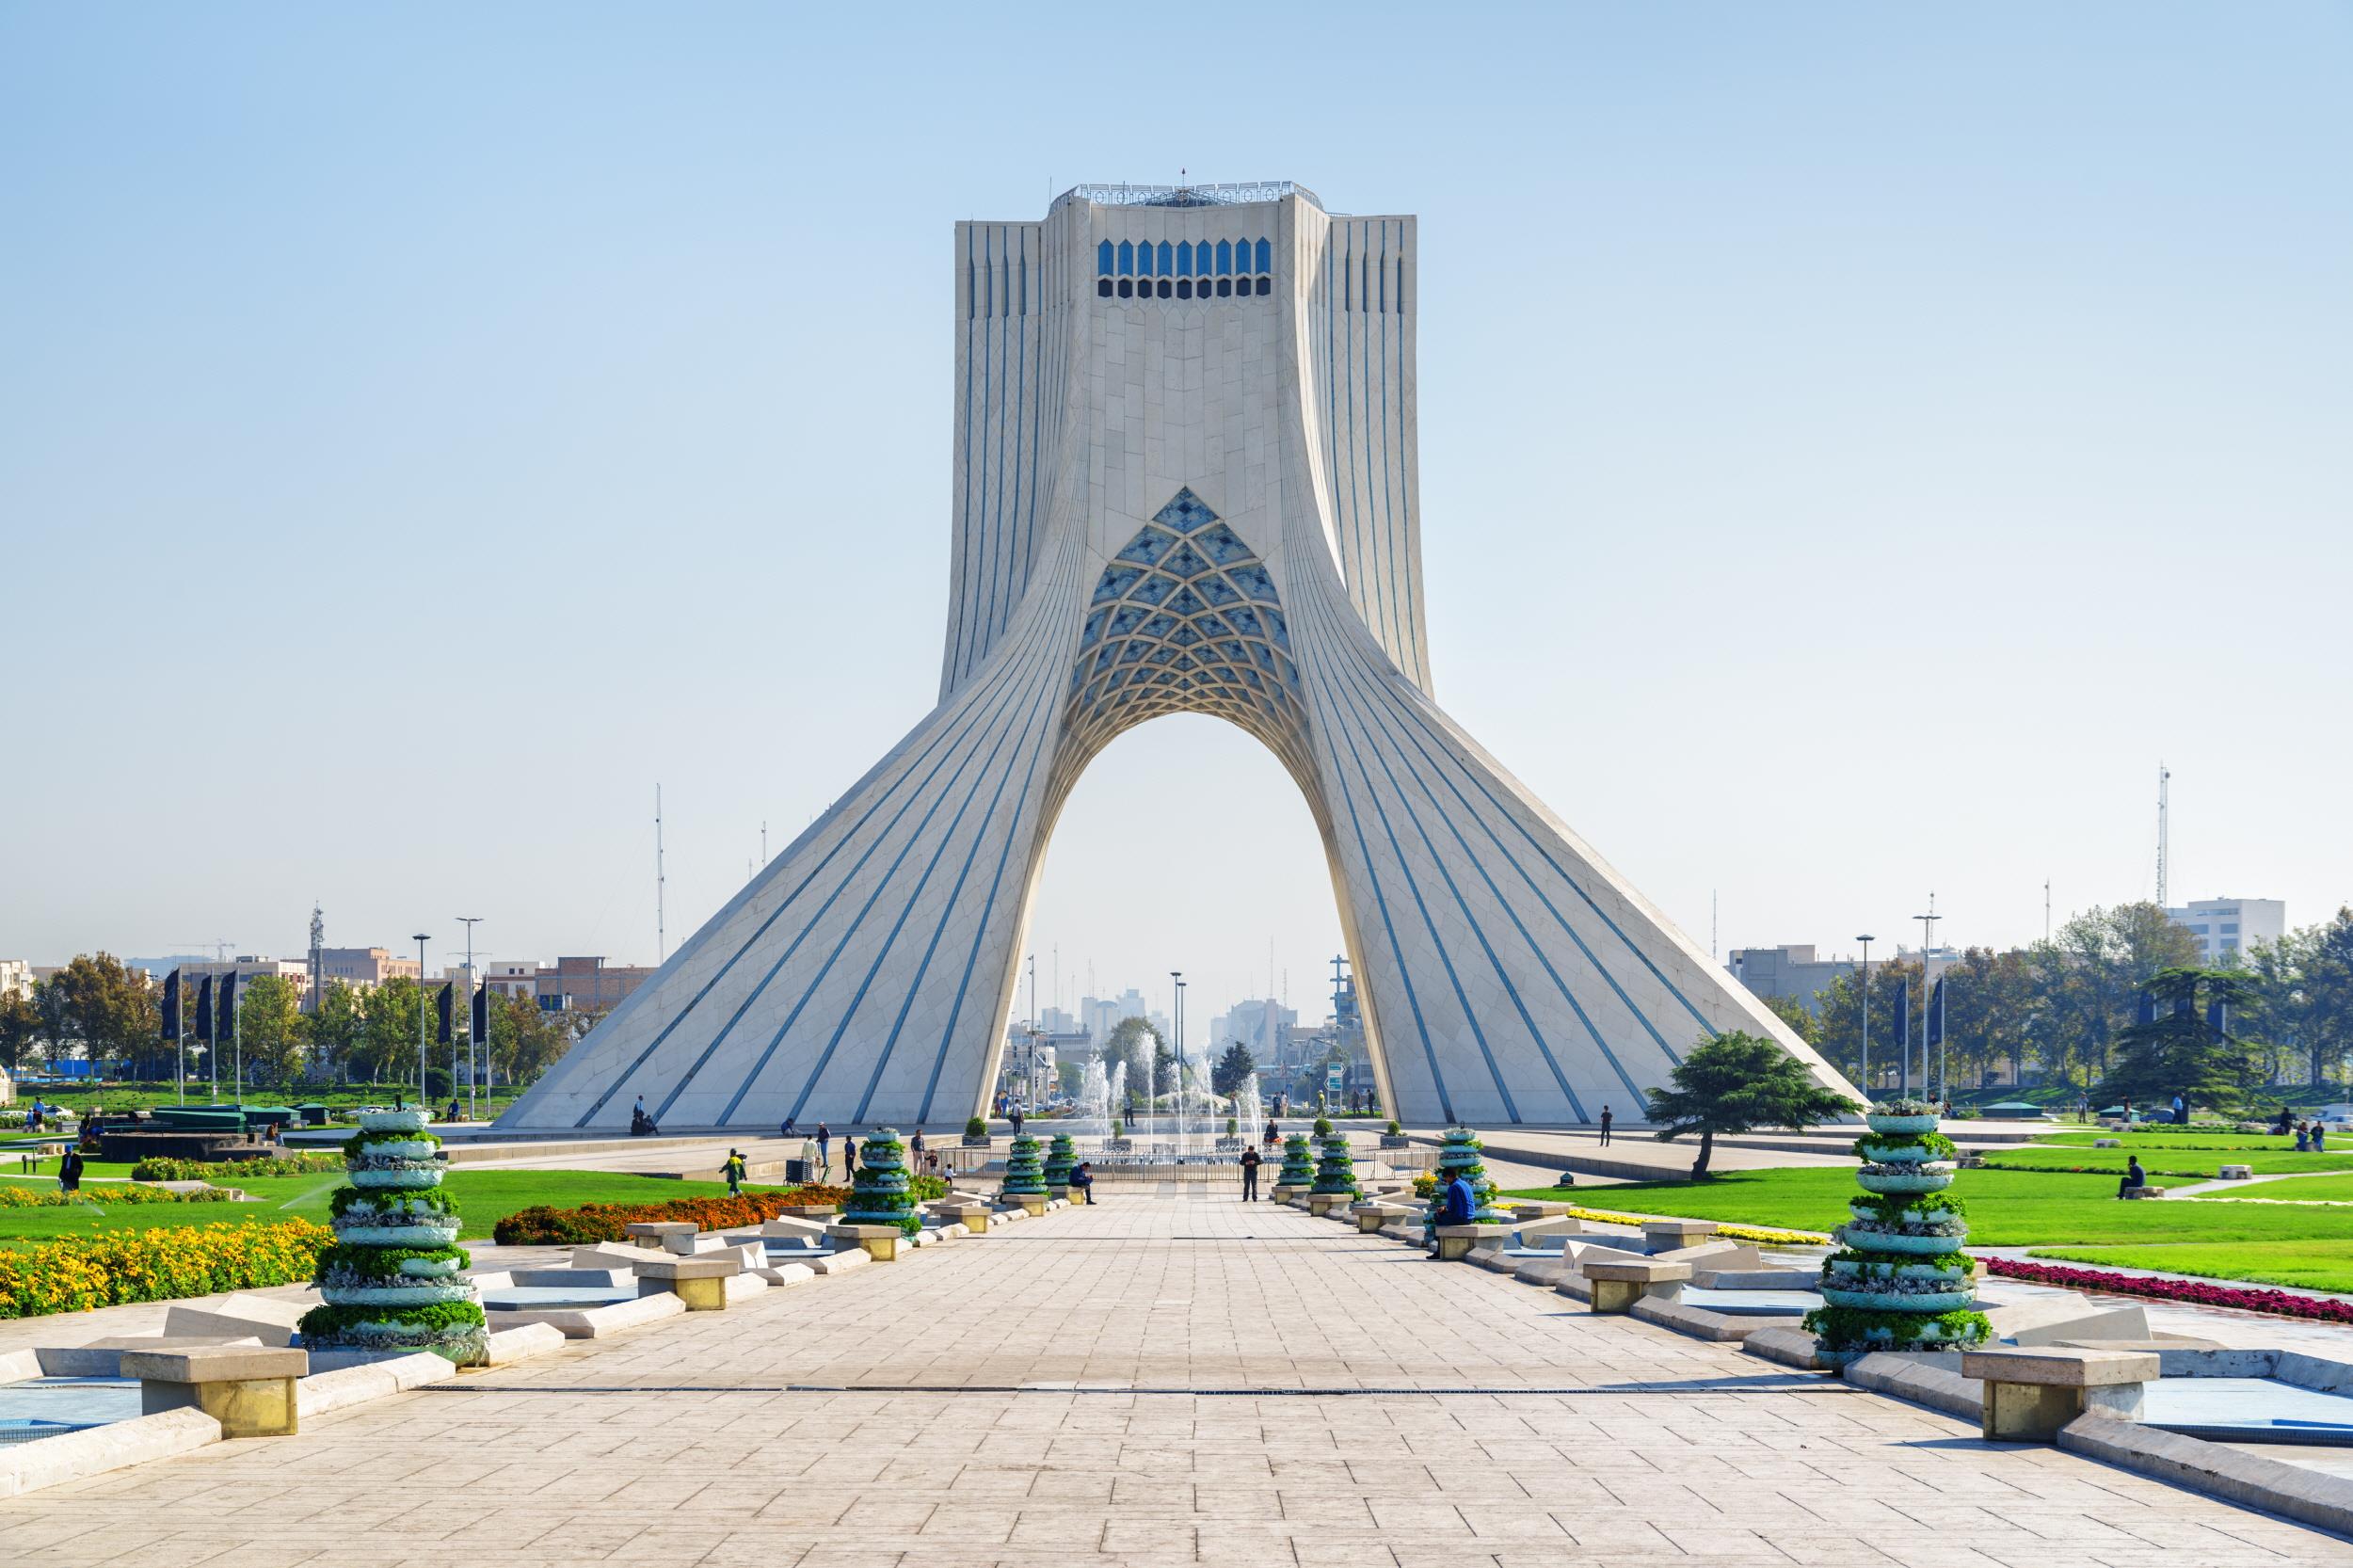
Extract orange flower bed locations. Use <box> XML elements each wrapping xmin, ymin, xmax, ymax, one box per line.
<box><xmin>491</xmin><ymin>1185</ymin><xmax>851</xmax><ymax>1245</ymax></box>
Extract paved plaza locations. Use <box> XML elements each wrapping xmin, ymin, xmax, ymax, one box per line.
<box><xmin>6</xmin><ymin>1193</ymin><xmax>2351</xmax><ymax>1567</ymax></box>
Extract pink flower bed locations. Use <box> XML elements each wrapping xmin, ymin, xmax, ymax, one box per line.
<box><xmin>1988</xmin><ymin>1256</ymin><xmax>2353</xmax><ymax>1324</ymax></box>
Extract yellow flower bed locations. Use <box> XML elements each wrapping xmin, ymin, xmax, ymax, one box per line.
<box><xmin>1557</xmin><ymin>1205</ymin><xmax>1830</xmax><ymax>1246</ymax></box>
<box><xmin>0</xmin><ymin>1219</ymin><xmax>333</xmax><ymax>1320</ymax></box>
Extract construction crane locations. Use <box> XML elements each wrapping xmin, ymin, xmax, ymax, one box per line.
<box><xmin>174</xmin><ymin>939</ymin><xmax>236</xmax><ymax>962</ymax></box>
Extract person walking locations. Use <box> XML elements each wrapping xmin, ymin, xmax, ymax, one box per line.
<box><xmin>1239</xmin><ymin>1145</ymin><xmax>1261</xmax><ymax>1202</ymax></box>
<box><xmin>1598</xmin><ymin>1106</ymin><xmax>1613</xmax><ymax>1147</ymax></box>
<box><xmin>56</xmin><ymin>1144</ymin><xmax>85</xmax><ymax>1195</ymax></box>
<box><xmin>843</xmin><ymin>1135</ymin><xmax>859</xmax><ymax>1176</ymax></box>
<box><xmin>722</xmin><ymin>1148</ymin><xmax>747</xmax><ymax>1197</ymax></box>
<box><xmin>2297</xmin><ymin>1121</ymin><xmax>2313</xmax><ymax>1152</ymax></box>
<box><xmin>910</xmin><ymin>1128</ymin><xmax>926</xmax><ymax>1163</ymax></box>
<box><xmin>815</xmin><ymin>1122</ymin><xmax>831</xmax><ymax>1180</ymax></box>
<box><xmin>1009</xmin><ymin>1103</ymin><xmax>1024</xmax><ymax>1137</ymax></box>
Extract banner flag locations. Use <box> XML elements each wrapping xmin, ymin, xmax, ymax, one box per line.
<box><xmin>162</xmin><ymin>969</ymin><xmax>181</xmax><ymax>1042</ymax></box>
<box><xmin>471</xmin><ymin>981</ymin><xmax>488</xmax><ymax>1044</ymax></box>
<box><xmin>194</xmin><ymin>975</ymin><xmax>215</xmax><ymax>1045</ymax></box>
<box><xmin>1927</xmin><ymin>977</ymin><xmax>1946</xmax><ymax>1048</ymax></box>
<box><xmin>436</xmin><ymin>983</ymin><xmax>455</xmax><ymax>1046</ymax></box>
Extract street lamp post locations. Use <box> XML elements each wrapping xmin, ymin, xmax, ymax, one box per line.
<box><xmin>456</xmin><ymin>917</ymin><xmax>483</xmax><ymax>1123</ymax></box>
<box><xmin>412</xmin><ymin>935</ymin><xmax>431</xmax><ymax>1107</ymax></box>
<box><xmin>1855</xmin><ymin>934</ymin><xmax>1875</xmax><ymax>1096</ymax></box>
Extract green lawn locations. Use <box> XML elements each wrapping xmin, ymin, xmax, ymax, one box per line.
<box><xmin>5</xmin><ymin>1082</ymin><xmax>529</xmax><ymax>1118</ymax></box>
<box><xmin>2193</xmin><ymin>1173</ymin><xmax>2353</xmax><ymax>1203</ymax></box>
<box><xmin>2038</xmin><ymin>1130</ymin><xmax>2300</xmax><ymax>1149</ymax></box>
<box><xmin>0</xmin><ymin>1170</ymin><xmax>782</xmax><ymax>1246</ymax></box>
<box><xmin>1978</xmin><ymin>1145</ymin><xmax>2353</xmax><ymax>1177</ymax></box>
<box><xmin>2030</xmin><ymin>1240</ymin><xmax>2353</xmax><ymax>1294</ymax></box>
<box><xmin>1503</xmin><ymin>1166</ymin><xmax>2353</xmax><ymax>1248</ymax></box>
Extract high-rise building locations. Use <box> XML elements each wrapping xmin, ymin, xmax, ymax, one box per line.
<box><xmin>502</xmin><ymin>181</ymin><xmax>1861</xmax><ymax>1132</ymax></box>
<box><xmin>2166</xmin><ymin>898</ymin><xmax>2287</xmax><ymax>965</ymax></box>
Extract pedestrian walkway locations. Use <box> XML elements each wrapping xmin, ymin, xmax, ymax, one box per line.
<box><xmin>3</xmin><ymin>1193</ymin><xmax>2347</xmax><ymax>1565</ymax></box>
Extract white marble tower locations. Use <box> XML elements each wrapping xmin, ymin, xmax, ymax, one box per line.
<box><xmin>499</xmin><ymin>182</ymin><xmax>1864</xmax><ymax>1132</ymax></box>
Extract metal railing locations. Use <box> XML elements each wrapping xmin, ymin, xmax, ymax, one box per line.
<box><xmin>1058</xmin><ymin>181</ymin><xmax>1321</xmax><ymax>211</ymax></box>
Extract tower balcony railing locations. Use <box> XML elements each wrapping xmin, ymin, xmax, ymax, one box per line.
<box><xmin>1057</xmin><ymin>180</ymin><xmax>1322</xmax><ymax>212</ymax></box>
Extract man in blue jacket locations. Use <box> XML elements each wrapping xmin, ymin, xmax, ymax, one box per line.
<box><xmin>1428</xmin><ymin>1168</ymin><xmax>1476</xmax><ymax>1257</ymax></box>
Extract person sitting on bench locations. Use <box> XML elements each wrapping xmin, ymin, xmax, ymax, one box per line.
<box><xmin>2117</xmin><ymin>1155</ymin><xmax>2148</xmax><ymax>1199</ymax></box>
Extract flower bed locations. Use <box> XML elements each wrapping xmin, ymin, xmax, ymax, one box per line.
<box><xmin>491</xmin><ymin>1184</ymin><xmax>852</xmax><ymax>1245</ymax></box>
<box><xmin>1983</xmin><ymin>1256</ymin><xmax>2353</xmax><ymax>1325</ymax></box>
<box><xmin>0</xmin><ymin>1185</ymin><xmax>238</xmax><ymax>1208</ymax></box>
<box><xmin>130</xmin><ymin>1153</ymin><xmax>344</xmax><ymax>1181</ymax></box>
<box><xmin>0</xmin><ymin>1219</ymin><xmax>333</xmax><ymax>1319</ymax></box>
<box><xmin>1553</xmin><ymin>1204</ymin><xmax>1830</xmax><ymax>1246</ymax></box>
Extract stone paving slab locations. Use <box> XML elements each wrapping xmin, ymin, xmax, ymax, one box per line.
<box><xmin>1</xmin><ymin>1193</ymin><xmax>2348</xmax><ymax>1564</ymax></box>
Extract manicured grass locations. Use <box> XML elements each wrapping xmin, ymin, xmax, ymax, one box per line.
<box><xmin>2039</xmin><ymin>1130</ymin><xmax>2298</xmax><ymax>1149</ymax></box>
<box><xmin>2030</xmin><ymin>1240</ymin><xmax>2353</xmax><ymax>1295</ymax></box>
<box><xmin>2195</xmin><ymin>1173</ymin><xmax>2353</xmax><ymax>1203</ymax></box>
<box><xmin>0</xmin><ymin>1160</ymin><xmax>141</xmax><ymax>1182</ymax></box>
<box><xmin>1979</xmin><ymin>1145</ymin><xmax>2353</xmax><ymax>1177</ymax></box>
<box><xmin>1504</xmin><ymin>1166</ymin><xmax>2353</xmax><ymax>1248</ymax></box>
<box><xmin>5</xmin><ymin>1082</ymin><xmax>529</xmax><ymax>1117</ymax></box>
<box><xmin>0</xmin><ymin>1170</ymin><xmax>788</xmax><ymax>1246</ymax></box>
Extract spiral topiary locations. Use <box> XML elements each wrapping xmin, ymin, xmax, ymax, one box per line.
<box><xmin>298</xmin><ymin>1109</ymin><xmax>486</xmax><ymax>1364</ymax></box>
<box><xmin>1311</xmin><ymin>1132</ymin><xmax>1359</xmax><ymax>1196</ymax></box>
<box><xmin>1276</xmin><ymin>1133</ymin><xmax>1317</xmax><ymax>1189</ymax></box>
<box><xmin>1806</xmin><ymin>1097</ymin><xmax>1992</xmax><ymax>1367</ymax></box>
<box><xmin>1424</xmin><ymin>1126</ymin><xmax>1505</xmax><ymax>1230</ymax></box>
<box><xmin>842</xmin><ymin>1127</ymin><xmax>920</xmax><ymax>1236</ymax></box>
<box><xmin>1001</xmin><ymin>1132</ymin><xmax>1047</xmax><ymax>1196</ymax></box>
<box><xmin>1044</xmin><ymin>1132</ymin><xmax>1077</xmax><ymax>1188</ymax></box>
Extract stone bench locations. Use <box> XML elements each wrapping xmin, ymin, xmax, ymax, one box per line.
<box><xmin>122</xmin><ymin>1344</ymin><xmax>309</xmax><ymax>1438</ymax></box>
<box><xmin>1350</xmin><ymin>1202</ymin><xmax>1409</xmax><ymax>1234</ymax></box>
<box><xmin>625</xmin><ymin>1221</ymin><xmax>702</xmax><ymax>1254</ymax></box>
<box><xmin>633</xmin><ymin>1254</ymin><xmax>741</xmax><ymax>1310</ymax></box>
<box><xmin>1432</xmin><ymin>1224</ymin><xmax>1510</xmax><ymax>1261</ymax></box>
<box><xmin>1000</xmin><ymin>1192</ymin><xmax>1048</xmax><ymax>1218</ymax></box>
<box><xmin>935</xmin><ymin>1200</ymin><xmax>994</xmax><ymax>1232</ymax></box>
<box><xmin>2093</xmin><ymin>1138</ymin><xmax>2121</xmax><ymax>1148</ymax></box>
<box><xmin>1580</xmin><ymin>1257</ymin><xmax>1692</xmax><ymax>1314</ymax></box>
<box><xmin>828</xmin><ymin>1223</ymin><xmax>905</xmax><ymax>1262</ymax></box>
<box><xmin>2217</xmin><ymin>1164</ymin><xmax>2254</xmax><ymax>1179</ymax></box>
<box><xmin>1961</xmin><ymin>1346</ymin><xmax>2156</xmax><ymax>1441</ymax></box>
<box><xmin>1641</xmin><ymin>1219</ymin><xmax>1718</xmax><ymax>1254</ymax></box>
<box><xmin>2123</xmin><ymin>1185</ymin><xmax>2168</xmax><ymax>1199</ymax></box>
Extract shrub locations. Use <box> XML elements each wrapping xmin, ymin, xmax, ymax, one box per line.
<box><xmin>964</xmin><ymin>1116</ymin><xmax>988</xmax><ymax>1139</ymax></box>
<box><xmin>0</xmin><ymin>1186</ymin><xmax>237</xmax><ymax>1209</ymax></box>
<box><xmin>1385</xmin><ymin>1120</ymin><xmax>1401</xmax><ymax>1135</ymax></box>
<box><xmin>908</xmin><ymin>1174</ymin><xmax>949</xmax><ymax>1202</ymax></box>
<box><xmin>1313</xmin><ymin>1117</ymin><xmax>1334</xmax><ymax>1136</ymax></box>
<box><xmin>130</xmin><ymin>1153</ymin><xmax>344</xmax><ymax>1181</ymax></box>
<box><xmin>491</xmin><ymin>1184</ymin><xmax>851</xmax><ymax>1245</ymax></box>
<box><xmin>0</xmin><ymin>1220</ymin><xmax>333</xmax><ymax>1320</ymax></box>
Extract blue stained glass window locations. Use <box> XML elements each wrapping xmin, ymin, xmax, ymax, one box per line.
<box><xmin>1176</xmin><ymin>240</ymin><xmax>1193</xmax><ymax>274</ymax></box>
<box><xmin>1216</xmin><ymin>239</ymin><xmax>1232</xmax><ymax>276</ymax></box>
<box><xmin>1097</xmin><ymin>240</ymin><xmax>1112</xmax><ymax>276</ymax></box>
<box><xmin>1157</xmin><ymin>241</ymin><xmax>1172</xmax><ymax>275</ymax></box>
<box><xmin>1118</xmin><ymin>240</ymin><xmax>1133</xmax><ymax>276</ymax></box>
<box><xmin>1256</xmin><ymin>237</ymin><xmax>1271</xmax><ymax>272</ymax></box>
<box><xmin>1194</xmin><ymin>243</ymin><xmax>1210</xmax><ymax>276</ymax></box>
<box><xmin>1138</xmin><ymin>243</ymin><xmax>1153</xmax><ymax>277</ymax></box>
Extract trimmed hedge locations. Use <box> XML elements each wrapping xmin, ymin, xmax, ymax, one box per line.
<box><xmin>0</xmin><ymin>1219</ymin><xmax>333</xmax><ymax>1319</ymax></box>
<box><xmin>0</xmin><ymin>1185</ymin><xmax>237</xmax><ymax>1209</ymax></box>
<box><xmin>491</xmin><ymin>1185</ymin><xmax>851</xmax><ymax>1245</ymax></box>
<box><xmin>130</xmin><ymin>1153</ymin><xmax>344</xmax><ymax>1180</ymax></box>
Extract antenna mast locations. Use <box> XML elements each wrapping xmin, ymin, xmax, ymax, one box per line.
<box><xmin>655</xmin><ymin>784</ymin><xmax>667</xmax><ymax>963</ymax></box>
<box><xmin>2156</xmin><ymin>763</ymin><xmax>2170</xmax><ymax>908</ymax></box>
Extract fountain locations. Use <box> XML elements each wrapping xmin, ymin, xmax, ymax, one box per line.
<box><xmin>1232</xmin><ymin>1077</ymin><xmax>1264</xmax><ymax>1151</ymax></box>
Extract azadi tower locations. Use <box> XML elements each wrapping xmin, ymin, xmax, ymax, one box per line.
<box><xmin>501</xmin><ymin>181</ymin><xmax>1864</xmax><ymax>1133</ymax></box>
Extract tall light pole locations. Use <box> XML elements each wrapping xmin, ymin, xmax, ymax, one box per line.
<box><xmin>1025</xmin><ymin>952</ymin><xmax>1036</xmax><ymax>1114</ymax></box>
<box><xmin>1170</xmin><ymin>969</ymin><xmax>1184</xmax><ymax>1143</ymax></box>
<box><xmin>412</xmin><ymin>934</ymin><xmax>431</xmax><ymax>1107</ymax></box>
<box><xmin>1855</xmin><ymin>934</ymin><xmax>1875</xmax><ymax>1096</ymax></box>
<box><xmin>456</xmin><ymin>917</ymin><xmax>483</xmax><ymax>1122</ymax></box>
<box><xmin>1913</xmin><ymin>895</ymin><xmax>1941</xmax><ymax>1095</ymax></box>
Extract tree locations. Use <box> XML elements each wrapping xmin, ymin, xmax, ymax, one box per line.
<box><xmin>0</xmin><ymin>988</ymin><xmax>39</xmax><ymax>1077</ymax></box>
<box><xmin>39</xmin><ymin>953</ymin><xmax>159</xmax><ymax>1078</ymax></box>
<box><xmin>309</xmin><ymin>981</ymin><xmax>363</xmax><ymax>1082</ymax></box>
<box><xmin>1646</xmin><ymin>1031</ymin><xmax>1861</xmax><ymax>1178</ymax></box>
<box><xmin>488</xmin><ymin>992</ymin><xmax>572</xmax><ymax>1086</ymax></box>
<box><xmin>1212</xmin><ymin>1041</ymin><xmax>1256</xmax><ymax>1097</ymax></box>
<box><xmin>1760</xmin><ymin>994</ymin><xmax>1818</xmax><ymax>1048</ymax></box>
<box><xmin>357</xmin><ymin>976</ymin><xmax>426</xmax><ymax>1086</ymax></box>
<box><xmin>1103</xmin><ymin>1016</ymin><xmax>1164</xmax><ymax>1096</ymax></box>
<box><xmin>2105</xmin><ymin>968</ymin><xmax>2258</xmax><ymax>1110</ymax></box>
<box><xmin>235</xmin><ymin>975</ymin><xmax>306</xmax><ymax>1087</ymax></box>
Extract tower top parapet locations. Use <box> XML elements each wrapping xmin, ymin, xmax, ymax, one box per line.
<box><xmin>1054</xmin><ymin>181</ymin><xmax>1322</xmax><ymax>212</ymax></box>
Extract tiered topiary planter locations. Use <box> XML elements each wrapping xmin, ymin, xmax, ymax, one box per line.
<box><xmin>298</xmin><ymin>1109</ymin><xmax>486</xmax><ymax>1365</ymax></box>
<box><xmin>1806</xmin><ymin>1097</ymin><xmax>1991</xmax><ymax>1368</ymax></box>
<box><xmin>1275</xmin><ymin>1133</ymin><xmax>1317</xmax><ymax>1196</ymax></box>
<box><xmin>1309</xmin><ymin>1133</ymin><xmax>1359</xmax><ymax>1213</ymax></box>
<box><xmin>842</xmin><ymin>1128</ymin><xmax>920</xmax><ymax>1236</ymax></box>
<box><xmin>1424</xmin><ymin>1126</ymin><xmax>1504</xmax><ymax>1232</ymax></box>
<box><xmin>1001</xmin><ymin>1133</ymin><xmax>1047</xmax><ymax>1208</ymax></box>
<box><xmin>1044</xmin><ymin>1132</ymin><xmax>1077</xmax><ymax>1190</ymax></box>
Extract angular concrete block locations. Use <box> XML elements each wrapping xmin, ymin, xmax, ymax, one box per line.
<box><xmin>0</xmin><ymin>1407</ymin><xmax>221</xmax><ymax>1501</ymax></box>
<box><xmin>162</xmin><ymin>1293</ymin><xmax>310</xmax><ymax>1348</ymax></box>
<box><xmin>482</xmin><ymin>1322</ymin><xmax>567</xmax><ymax>1366</ymax></box>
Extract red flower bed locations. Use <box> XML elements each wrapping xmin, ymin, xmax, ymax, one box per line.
<box><xmin>1985</xmin><ymin>1256</ymin><xmax>2353</xmax><ymax>1324</ymax></box>
<box><xmin>492</xmin><ymin>1185</ymin><xmax>851</xmax><ymax>1245</ymax></box>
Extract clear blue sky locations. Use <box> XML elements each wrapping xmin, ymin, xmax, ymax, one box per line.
<box><xmin>4</xmin><ymin>4</ymin><xmax>2346</xmax><ymax>1041</ymax></box>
